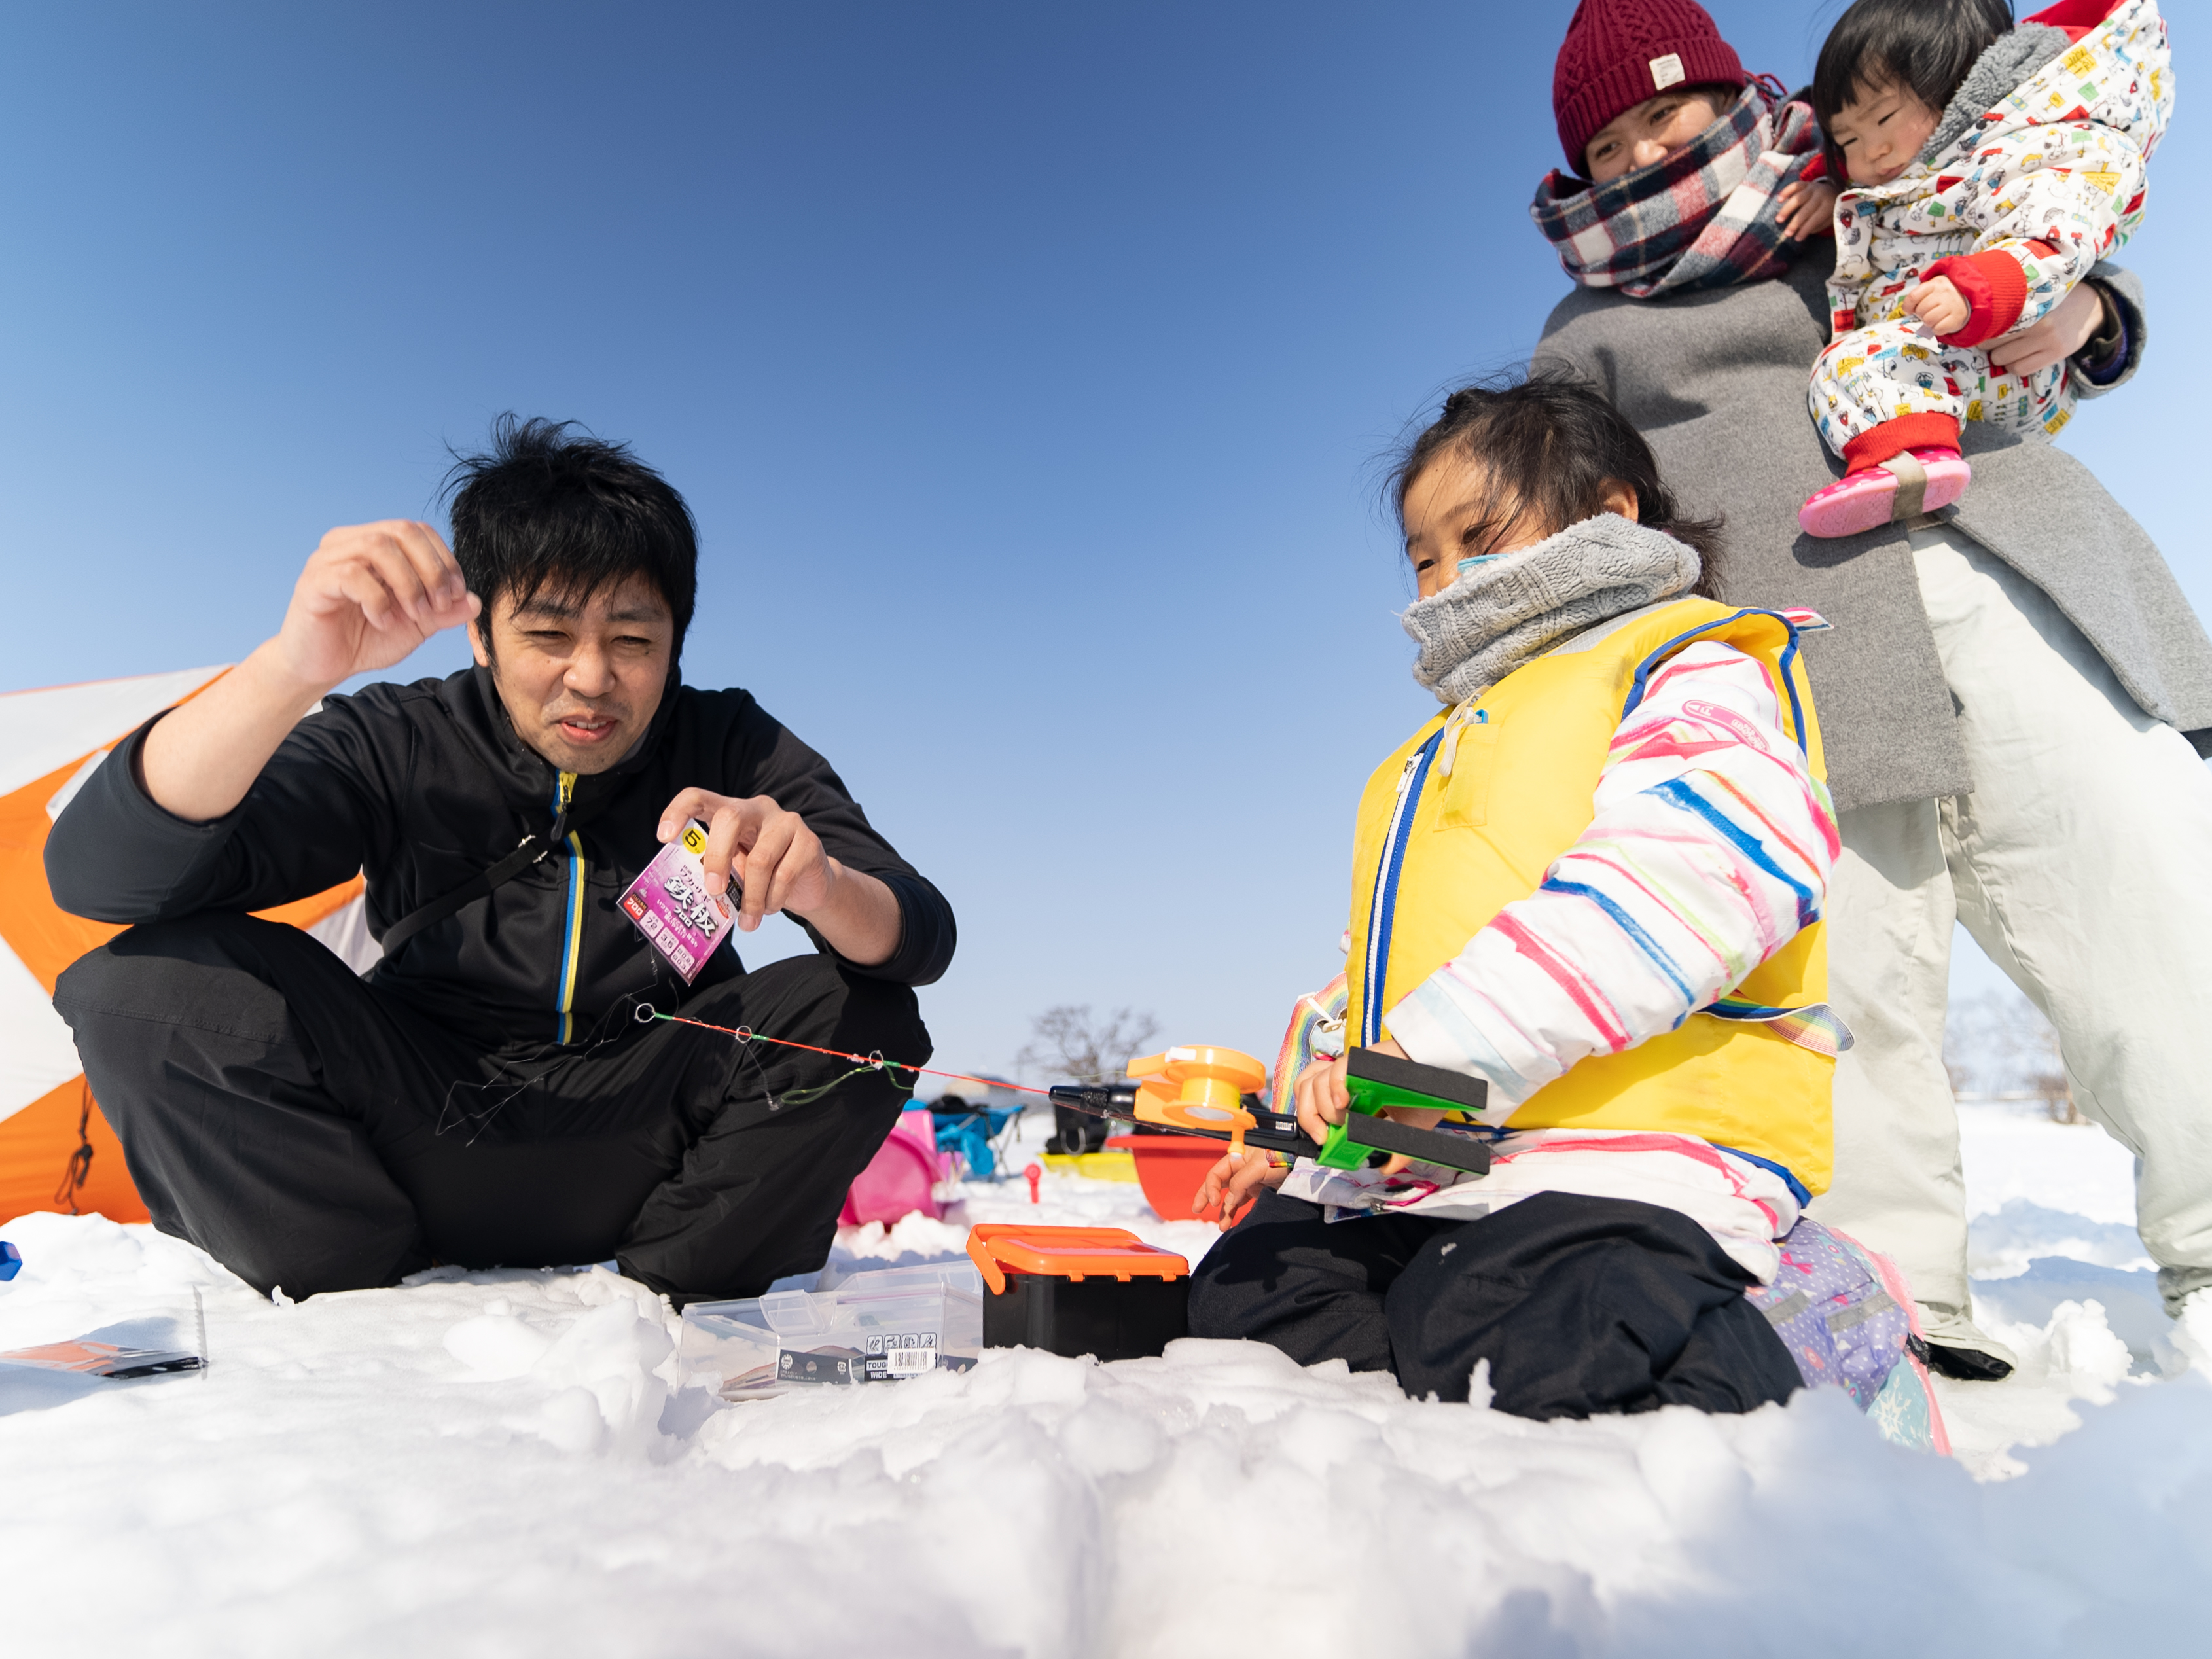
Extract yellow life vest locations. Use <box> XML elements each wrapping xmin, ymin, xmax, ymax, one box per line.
<box><xmin>1346</xmin><ymin>596</ymin><xmax>1834</xmax><ymax>1194</ymax></box>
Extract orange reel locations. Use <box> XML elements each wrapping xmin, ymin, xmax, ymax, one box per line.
<box><xmin>1126</xmin><ymin>1045</ymin><xmax>1270</xmax><ymax>1158</ymax></box>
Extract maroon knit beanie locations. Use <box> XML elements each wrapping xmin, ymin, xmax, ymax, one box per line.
<box><xmin>1552</xmin><ymin>0</ymin><xmax>1747</xmax><ymax>174</ymax></box>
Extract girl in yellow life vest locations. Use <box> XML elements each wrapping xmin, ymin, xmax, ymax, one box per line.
<box><xmin>1186</xmin><ymin>375</ymin><xmax>1875</xmax><ymax>1422</ymax></box>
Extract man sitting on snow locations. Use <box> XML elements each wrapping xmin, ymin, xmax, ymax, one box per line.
<box><xmin>46</xmin><ymin>418</ymin><xmax>953</xmax><ymax>1304</ymax></box>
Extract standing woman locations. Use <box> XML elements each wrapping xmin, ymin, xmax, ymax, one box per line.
<box><xmin>1527</xmin><ymin>0</ymin><xmax>2212</xmax><ymax>1377</ymax></box>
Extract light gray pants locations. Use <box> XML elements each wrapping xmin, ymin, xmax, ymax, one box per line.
<box><xmin>1817</xmin><ymin>526</ymin><xmax>2212</xmax><ymax>1353</ymax></box>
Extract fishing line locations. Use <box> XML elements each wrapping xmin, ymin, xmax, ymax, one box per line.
<box><xmin>633</xmin><ymin>1007</ymin><xmax>1054</xmax><ymax>1108</ymax></box>
<box><xmin>435</xmin><ymin>997</ymin><xmax>641</xmax><ymax>1145</ymax></box>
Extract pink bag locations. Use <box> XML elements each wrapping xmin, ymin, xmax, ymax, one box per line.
<box><xmin>838</xmin><ymin>1106</ymin><xmax>953</xmax><ymax>1227</ymax></box>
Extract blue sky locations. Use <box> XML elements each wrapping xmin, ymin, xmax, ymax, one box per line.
<box><xmin>2</xmin><ymin>2</ymin><xmax>2200</xmax><ymax>1079</ymax></box>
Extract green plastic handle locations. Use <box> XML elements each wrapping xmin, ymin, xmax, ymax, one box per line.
<box><xmin>1313</xmin><ymin>1048</ymin><xmax>1490</xmax><ymax>1171</ymax></box>
<box><xmin>1313</xmin><ymin>1118</ymin><xmax>1368</xmax><ymax>1171</ymax></box>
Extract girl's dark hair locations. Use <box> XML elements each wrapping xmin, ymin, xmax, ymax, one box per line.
<box><xmin>444</xmin><ymin>415</ymin><xmax>700</xmax><ymax>665</ymax></box>
<box><xmin>1385</xmin><ymin>372</ymin><xmax>1724</xmax><ymax>598</ymax></box>
<box><xmin>1811</xmin><ymin>0</ymin><xmax>2013</xmax><ymax>180</ymax></box>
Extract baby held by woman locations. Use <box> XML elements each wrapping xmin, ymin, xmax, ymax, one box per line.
<box><xmin>1784</xmin><ymin>0</ymin><xmax>2169</xmax><ymax>538</ymax></box>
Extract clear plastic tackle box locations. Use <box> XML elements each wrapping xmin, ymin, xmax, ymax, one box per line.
<box><xmin>678</xmin><ymin>1262</ymin><xmax>982</xmax><ymax>1399</ymax></box>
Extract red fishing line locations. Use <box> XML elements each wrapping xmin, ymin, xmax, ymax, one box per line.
<box><xmin>640</xmin><ymin>1008</ymin><xmax>1054</xmax><ymax>1097</ymax></box>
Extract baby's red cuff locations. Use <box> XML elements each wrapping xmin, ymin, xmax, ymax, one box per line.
<box><xmin>1843</xmin><ymin>414</ymin><xmax>1962</xmax><ymax>474</ymax></box>
<box><xmin>1924</xmin><ymin>251</ymin><xmax>2029</xmax><ymax>348</ymax></box>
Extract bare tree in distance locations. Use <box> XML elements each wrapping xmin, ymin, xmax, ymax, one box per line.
<box><xmin>1944</xmin><ymin>986</ymin><xmax>2080</xmax><ymax>1124</ymax></box>
<box><xmin>1016</xmin><ymin>1005</ymin><xmax>1162</xmax><ymax>1086</ymax></box>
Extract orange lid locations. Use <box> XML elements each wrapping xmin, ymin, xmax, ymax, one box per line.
<box><xmin>965</xmin><ymin>1224</ymin><xmax>1190</xmax><ymax>1293</ymax></box>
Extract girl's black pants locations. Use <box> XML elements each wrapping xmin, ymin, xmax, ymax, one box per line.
<box><xmin>1188</xmin><ymin>1188</ymin><xmax>1803</xmax><ymax>1419</ymax></box>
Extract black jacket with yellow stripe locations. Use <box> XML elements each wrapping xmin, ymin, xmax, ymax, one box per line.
<box><xmin>46</xmin><ymin>666</ymin><xmax>955</xmax><ymax>1050</ymax></box>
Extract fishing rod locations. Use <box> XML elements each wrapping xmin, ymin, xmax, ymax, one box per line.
<box><xmin>640</xmin><ymin>1007</ymin><xmax>1493</xmax><ymax>1175</ymax></box>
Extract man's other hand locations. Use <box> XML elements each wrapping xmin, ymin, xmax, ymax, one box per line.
<box><xmin>662</xmin><ymin>790</ymin><xmax>832</xmax><ymax>921</ymax></box>
<box><xmin>278</xmin><ymin>521</ymin><xmax>478</xmax><ymax>692</ymax></box>
<box><xmin>656</xmin><ymin>789</ymin><xmax>903</xmax><ymax>966</ymax></box>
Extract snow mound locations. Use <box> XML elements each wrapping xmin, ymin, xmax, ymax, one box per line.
<box><xmin>1969</xmin><ymin>1198</ymin><xmax>2154</xmax><ymax>1279</ymax></box>
<box><xmin>3</xmin><ymin>1107</ymin><xmax>2208</xmax><ymax>1654</ymax></box>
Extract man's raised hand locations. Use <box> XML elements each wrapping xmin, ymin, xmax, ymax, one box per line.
<box><xmin>277</xmin><ymin>521</ymin><xmax>478</xmax><ymax>692</ymax></box>
<box><xmin>137</xmin><ymin>521</ymin><xmax>478</xmax><ymax>825</ymax></box>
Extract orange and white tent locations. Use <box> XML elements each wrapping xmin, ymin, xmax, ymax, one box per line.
<box><xmin>1</xmin><ymin>668</ymin><xmax>374</xmax><ymax>1223</ymax></box>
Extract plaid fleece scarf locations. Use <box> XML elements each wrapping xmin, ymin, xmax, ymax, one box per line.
<box><xmin>1531</xmin><ymin>83</ymin><xmax>1823</xmax><ymax>298</ymax></box>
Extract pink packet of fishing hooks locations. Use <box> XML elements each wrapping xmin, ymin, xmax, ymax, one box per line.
<box><xmin>620</xmin><ymin>819</ymin><xmax>737</xmax><ymax>984</ymax></box>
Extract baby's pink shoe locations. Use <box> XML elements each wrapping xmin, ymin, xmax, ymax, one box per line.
<box><xmin>1798</xmin><ymin>448</ymin><xmax>1971</xmax><ymax>539</ymax></box>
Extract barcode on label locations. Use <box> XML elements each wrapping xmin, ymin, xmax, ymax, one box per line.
<box><xmin>886</xmin><ymin>1347</ymin><xmax>935</xmax><ymax>1374</ymax></box>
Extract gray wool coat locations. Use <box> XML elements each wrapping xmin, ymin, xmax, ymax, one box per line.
<box><xmin>1533</xmin><ymin>255</ymin><xmax>2212</xmax><ymax>814</ymax></box>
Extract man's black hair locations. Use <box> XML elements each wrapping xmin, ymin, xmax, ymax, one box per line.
<box><xmin>444</xmin><ymin>415</ymin><xmax>699</xmax><ymax>664</ymax></box>
<box><xmin>1811</xmin><ymin>0</ymin><xmax>2014</xmax><ymax>181</ymax></box>
<box><xmin>1385</xmin><ymin>371</ymin><xmax>1725</xmax><ymax>597</ymax></box>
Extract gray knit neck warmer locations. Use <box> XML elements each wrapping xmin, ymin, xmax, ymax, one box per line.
<box><xmin>1402</xmin><ymin>512</ymin><xmax>1701</xmax><ymax>705</ymax></box>
<box><xmin>1919</xmin><ymin>24</ymin><xmax>2070</xmax><ymax>166</ymax></box>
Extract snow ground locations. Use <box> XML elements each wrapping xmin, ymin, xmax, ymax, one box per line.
<box><xmin>5</xmin><ymin>1105</ymin><xmax>2210</xmax><ymax>1656</ymax></box>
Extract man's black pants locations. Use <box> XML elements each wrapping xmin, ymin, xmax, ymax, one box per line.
<box><xmin>1188</xmin><ymin>1190</ymin><xmax>1802</xmax><ymax>1419</ymax></box>
<box><xmin>53</xmin><ymin>914</ymin><xmax>927</xmax><ymax>1304</ymax></box>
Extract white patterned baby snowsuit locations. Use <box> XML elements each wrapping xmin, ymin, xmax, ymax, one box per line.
<box><xmin>1809</xmin><ymin>0</ymin><xmax>2170</xmax><ymax>463</ymax></box>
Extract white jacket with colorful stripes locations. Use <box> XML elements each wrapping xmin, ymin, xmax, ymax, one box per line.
<box><xmin>1286</xmin><ymin>636</ymin><xmax>1840</xmax><ymax>1283</ymax></box>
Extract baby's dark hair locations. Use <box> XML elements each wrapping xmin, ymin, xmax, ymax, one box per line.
<box><xmin>1385</xmin><ymin>372</ymin><xmax>1724</xmax><ymax>596</ymax></box>
<box><xmin>1811</xmin><ymin>0</ymin><xmax>2014</xmax><ymax>179</ymax></box>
